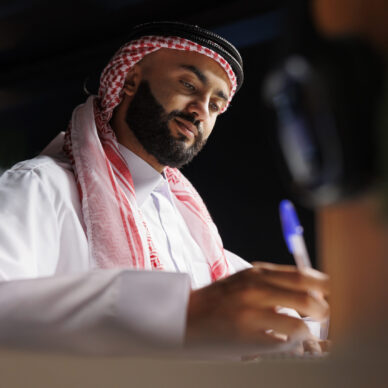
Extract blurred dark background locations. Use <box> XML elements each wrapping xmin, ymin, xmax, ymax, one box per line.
<box><xmin>0</xmin><ymin>0</ymin><xmax>317</xmax><ymax>267</ymax></box>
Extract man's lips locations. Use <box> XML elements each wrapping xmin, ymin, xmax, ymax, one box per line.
<box><xmin>174</xmin><ymin>118</ymin><xmax>198</xmax><ymax>139</ymax></box>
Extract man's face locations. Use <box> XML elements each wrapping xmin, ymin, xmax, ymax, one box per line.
<box><xmin>124</xmin><ymin>49</ymin><xmax>231</xmax><ymax>168</ymax></box>
<box><xmin>125</xmin><ymin>80</ymin><xmax>208</xmax><ymax>168</ymax></box>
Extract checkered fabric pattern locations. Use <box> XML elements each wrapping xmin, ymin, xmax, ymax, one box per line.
<box><xmin>97</xmin><ymin>35</ymin><xmax>238</xmax><ymax>123</ymax></box>
<box><xmin>63</xmin><ymin>36</ymin><xmax>234</xmax><ymax>281</ymax></box>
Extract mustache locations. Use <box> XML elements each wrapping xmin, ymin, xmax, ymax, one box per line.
<box><xmin>167</xmin><ymin>110</ymin><xmax>202</xmax><ymax>134</ymax></box>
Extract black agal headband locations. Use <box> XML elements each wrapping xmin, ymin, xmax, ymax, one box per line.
<box><xmin>126</xmin><ymin>21</ymin><xmax>244</xmax><ymax>92</ymax></box>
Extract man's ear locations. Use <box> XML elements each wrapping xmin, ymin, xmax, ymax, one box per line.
<box><xmin>122</xmin><ymin>65</ymin><xmax>142</xmax><ymax>97</ymax></box>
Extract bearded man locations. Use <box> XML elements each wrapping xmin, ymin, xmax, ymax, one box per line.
<box><xmin>0</xmin><ymin>21</ymin><xmax>329</xmax><ymax>358</ymax></box>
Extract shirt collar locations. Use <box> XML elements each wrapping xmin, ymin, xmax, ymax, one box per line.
<box><xmin>118</xmin><ymin>144</ymin><xmax>166</xmax><ymax>206</ymax></box>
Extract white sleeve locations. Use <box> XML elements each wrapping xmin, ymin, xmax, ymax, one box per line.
<box><xmin>0</xmin><ymin>165</ymin><xmax>191</xmax><ymax>355</ymax></box>
<box><xmin>0</xmin><ymin>269</ymin><xmax>191</xmax><ymax>355</ymax></box>
<box><xmin>0</xmin><ymin>166</ymin><xmax>60</xmax><ymax>279</ymax></box>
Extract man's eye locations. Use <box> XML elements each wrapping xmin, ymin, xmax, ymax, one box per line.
<box><xmin>181</xmin><ymin>80</ymin><xmax>195</xmax><ymax>91</ymax></box>
<box><xmin>209</xmin><ymin>102</ymin><xmax>221</xmax><ymax>112</ymax></box>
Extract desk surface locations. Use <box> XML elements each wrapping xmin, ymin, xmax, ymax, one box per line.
<box><xmin>0</xmin><ymin>347</ymin><xmax>387</xmax><ymax>388</ymax></box>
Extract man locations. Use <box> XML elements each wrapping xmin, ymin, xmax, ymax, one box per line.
<box><xmin>0</xmin><ymin>21</ymin><xmax>329</xmax><ymax>357</ymax></box>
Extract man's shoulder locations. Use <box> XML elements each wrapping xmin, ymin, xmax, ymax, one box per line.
<box><xmin>4</xmin><ymin>153</ymin><xmax>73</xmax><ymax>181</ymax></box>
<box><xmin>3</xmin><ymin>132</ymin><xmax>73</xmax><ymax>182</ymax></box>
<box><xmin>0</xmin><ymin>150</ymin><xmax>76</xmax><ymax>204</ymax></box>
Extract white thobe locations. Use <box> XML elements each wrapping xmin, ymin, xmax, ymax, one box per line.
<box><xmin>117</xmin><ymin>143</ymin><xmax>234</xmax><ymax>290</ymax></box>
<box><xmin>0</xmin><ymin>133</ymin><xmax>250</xmax><ymax>355</ymax></box>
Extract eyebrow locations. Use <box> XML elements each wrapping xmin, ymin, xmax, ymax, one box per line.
<box><xmin>180</xmin><ymin>64</ymin><xmax>229</xmax><ymax>102</ymax></box>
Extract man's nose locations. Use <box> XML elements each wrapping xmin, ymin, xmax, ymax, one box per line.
<box><xmin>186</xmin><ymin>98</ymin><xmax>209</xmax><ymax>122</ymax></box>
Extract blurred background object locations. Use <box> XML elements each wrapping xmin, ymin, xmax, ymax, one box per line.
<box><xmin>263</xmin><ymin>0</ymin><xmax>388</xmax><ymax>355</ymax></box>
<box><xmin>312</xmin><ymin>0</ymin><xmax>388</xmax><ymax>353</ymax></box>
<box><xmin>263</xmin><ymin>0</ymin><xmax>385</xmax><ymax>208</ymax></box>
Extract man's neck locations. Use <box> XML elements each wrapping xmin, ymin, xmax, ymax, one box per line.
<box><xmin>118</xmin><ymin>130</ymin><xmax>165</xmax><ymax>174</ymax></box>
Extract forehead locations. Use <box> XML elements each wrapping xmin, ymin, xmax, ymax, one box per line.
<box><xmin>140</xmin><ymin>48</ymin><xmax>232</xmax><ymax>93</ymax></box>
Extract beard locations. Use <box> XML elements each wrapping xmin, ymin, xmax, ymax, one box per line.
<box><xmin>124</xmin><ymin>80</ymin><xmax>207</xmax><ymax>169</ymax></box>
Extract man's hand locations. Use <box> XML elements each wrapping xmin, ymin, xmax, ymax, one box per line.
<box><xmin>185</xmin><ymin>262</ymin><xmax>330</xmax><ymax>355</ymax></box>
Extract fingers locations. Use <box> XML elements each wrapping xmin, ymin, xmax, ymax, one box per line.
<box><xmin>231</xmin><ymin>264</ymin><xmax>330</xmax><ymax>321</ymax></box>
<box><xmin>303</xmin><ymin>338</ymin><xmax>323</xmax><ymax>355</ymax></box>
<box><xmin>318</xmin><ymin>339</ymin><xmax>332</xmax><ymax>353</ymax></box>
<box><xmin>236</xmin><ymin>308</ymin><xmax>311</xmax><ymax>343</ymax></box>
<box><xmin>241</xmin><ymin>283</ymin><xmax>329</xmax><ymax>321</ymax></box>
<box><xmin>251</xmin><ymin>262</ymin><xmax>330</xmax><ymax>296</ymax></box>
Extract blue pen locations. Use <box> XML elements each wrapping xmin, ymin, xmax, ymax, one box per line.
<box><xmin>279</xmin><ymin>199</ymin><xmax>312</xmax><ymax>269</ymax></box>
<box><xmin>279</xmin><ymin>199</ymin><xmax>330</xmax><ymax>340</ymax></box>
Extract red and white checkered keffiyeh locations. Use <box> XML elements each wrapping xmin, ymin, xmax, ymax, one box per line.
<box><xmin>64</xmin><ymin>36</ymin><xmax>235</xmax><ymax>281</ymax></box>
